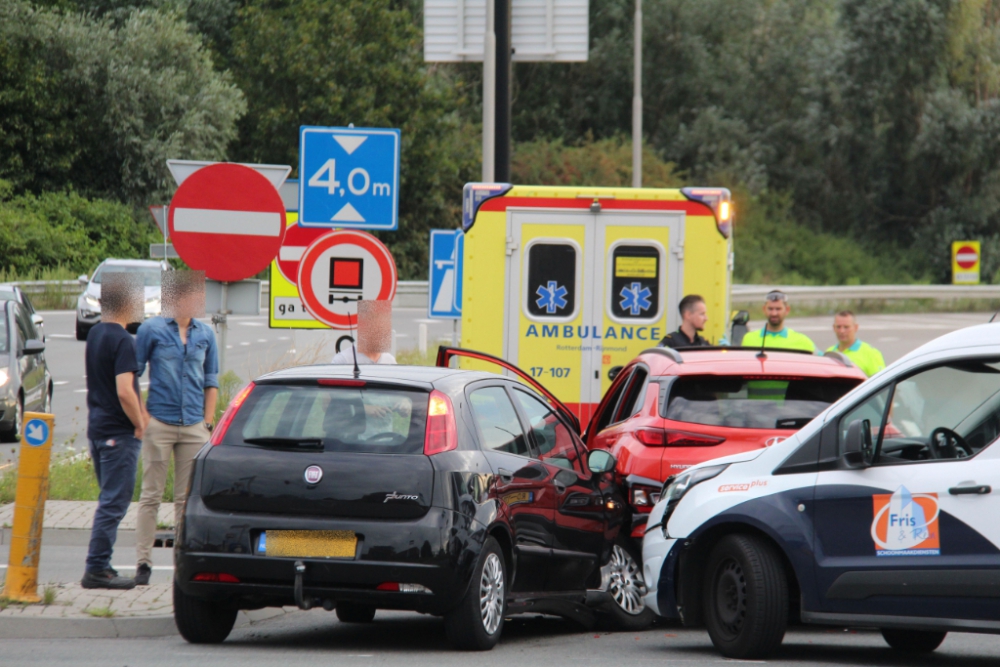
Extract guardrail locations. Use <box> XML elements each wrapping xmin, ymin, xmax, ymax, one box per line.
<box><xmin>8</xmin><ymin>280</ymin><xmax>1000</xmax><ymax>310</ymax></box>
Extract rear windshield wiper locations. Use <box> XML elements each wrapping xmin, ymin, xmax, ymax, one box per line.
<box><xmin>242</xmin><ymin>437</ymin><xmax>324</xmax><ymax>450</ymax></box>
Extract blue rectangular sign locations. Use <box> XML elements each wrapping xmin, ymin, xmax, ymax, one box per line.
<box><xmin>298</xmin><ymin>126</ymin><xmax>400</xmax><ymax>230</ymax></box>
<box><xmin>428</xmin><ymin>229</ymin><xmax>464</xmax><ymax>319</ymax></box>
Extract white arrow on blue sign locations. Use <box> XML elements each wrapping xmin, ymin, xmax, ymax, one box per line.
<box><xmin>298</xmin><ymin>126</ymin><xmax>401</xmax><ymax>230</ymax></box>
<box><xmin>24</xmin><ymin>418</ymin><xmax>49</xmax><ymax>447</ymax></box>
<box><xmin>428</xmin><ymin>229</ymin><xmax>463</xmax><ymax>319</ymax></box>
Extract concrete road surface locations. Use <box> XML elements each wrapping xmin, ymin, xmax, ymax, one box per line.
<box><xmin>0</xmin><ymin>609</ymin><xmax>998</xmax><ymax>666</ymax></box>
<box><xmin>7</xmin><ymin>309</ymin><xmax>990</xmax><ymax>464</ymax></box>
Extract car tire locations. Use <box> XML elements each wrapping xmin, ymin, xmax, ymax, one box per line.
<box><xmin>599</xmin><ymin>536</ymin><xmax>655</xmax><ymax>630</ymax></box>
<box><xmin>335</xmin><ymin>602</ymin><xmax>376</xmax><ymax>623</ymax></box>
<box><xmin>0</xmin><ymin>396</ymin><xmax>23</xmax><ymax>444</ymax></box>
<box><xmin>444</xmin><ymin>536</ymin><xmax>506</xmax><ymax>651</ymax></box>
<box><xmin>173</xmin><ymin>580</ymin><xmax>238</xmax><ymax>644</ymax></box>
<box><xmin>703</xmin><ymin>533</ymin><xmax>788</xmax><ymax>659</ymax></box>
<box><xmin>44</xmin><ymin>384</ymin><xmax>52</xmax><ymax>414</ymax></box>
<box><xmin>881</xmin><ymin>628</ymin><xmax>947</xmax><ymax>653</ymax></box>
<box><xmin>75</xmin><ymin>320</ymin><xmax>89</xmax><ymax>341</ymax></box>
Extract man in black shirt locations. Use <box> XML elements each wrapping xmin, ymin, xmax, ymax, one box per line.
<box><xmin>82</xmin><ymin>275</ymin><xmax>146</xmax><ymax>589</ymax></box>
<box><xmin>660</xmin><ymin>294</ymin><xmax>711</xmax><ymax>349</ymax></box>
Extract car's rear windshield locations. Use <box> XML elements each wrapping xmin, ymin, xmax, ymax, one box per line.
<box><xmin>222</xmin><ymin>384</ymin><xmax>429</xmax><ymax>454</ymax></box>
<box><xmin>663</xmin><ymin>375</ymin><xmax>861</xmax><ymax>430</ymax></box>
<box><xmin>92</xmin><ymin>265</ymin><xmax>162</xmax><ymax>286</ymax></box>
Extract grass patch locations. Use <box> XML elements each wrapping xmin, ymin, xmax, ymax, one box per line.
<box><xmin>85</xmin><ymin>606</ymin><xmax>115</xmax><ymax>618</ymax></box>
<box><xmin>41</xmin><ymin>586</ymin><xmax>57</xmax><ymax>606</ymax></box>
<box><xmin>0</xmin><ymin>453</ymin><xmax>175</xmax><ymax>504</ymax></box>
<box><xmin>396</xmin><ymin>347</ymin><xmax>439</xmax><ymax>367</ymax></box>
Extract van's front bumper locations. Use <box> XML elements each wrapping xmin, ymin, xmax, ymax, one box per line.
<box><xmin>641</xmin><ymin>524</ymin><xmax>679</xmax><ymax>618</ymax></box>
<box><xmin>176</xmin><ymin>496</ymin><xmax>487</xmax><ymax>615</ymax></box>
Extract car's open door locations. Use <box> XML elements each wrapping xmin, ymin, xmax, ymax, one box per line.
<box><xmin>436</xmin><ymin>346</ymin><xmax>582</xmax><ymax>434</ymax></box>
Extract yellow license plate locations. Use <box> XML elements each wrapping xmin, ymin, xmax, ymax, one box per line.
<box><xmin>264</xmin><ymin>530</ymin><xmax>357</xmax><ymax>559</ymax></box>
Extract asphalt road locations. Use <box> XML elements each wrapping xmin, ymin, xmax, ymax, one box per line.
<box><xmin>1</xmin><ymin>610</ymin><xmax>999</xmax><ymax>666</ymax></box>
<box><xmin>3</xmin><ymin>309</ymin><xmax>990</xmax><ymax>465</ymax></box>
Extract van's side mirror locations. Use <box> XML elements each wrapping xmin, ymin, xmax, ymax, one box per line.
<box><xmin>608</xmin><ymin>365</ymin><xmax>624</xmax><ymax>381</ymax></box>
<box><xmin>587</xmin><ymin>449</ymin><xmax>616</xmax><ymax>475</ymax></box>
<box><xmin>78</xmin><ymin>274</ymin><xmax>89</xmax><ymax>285</ymax></box>
<box><xmin>842</xmin><ymin>419</ymin><xmax>874</xmax><ymax>468</ymax></box>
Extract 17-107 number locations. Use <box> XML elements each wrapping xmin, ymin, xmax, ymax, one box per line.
<box><xmin>530</xmin><ymin>367</ymin><xmax>571</xmax><ymax>378</ymax></box>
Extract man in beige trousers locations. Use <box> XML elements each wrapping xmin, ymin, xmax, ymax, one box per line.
<box><xmin>132</xmin><ymin>274</ymin><xmax>217</xmax><ymax>585</ymax></box>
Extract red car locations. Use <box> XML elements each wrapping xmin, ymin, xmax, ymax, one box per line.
<box><xmin>582</xmin><ymin>346</ymin><xmax>867</xmax><ymax>627</ymax></box>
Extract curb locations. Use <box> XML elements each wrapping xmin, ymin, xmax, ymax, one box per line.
<box><xmin>0</xmin><ymin>607</ymin><xmax>289</xmax><ymax>639</ymax></box>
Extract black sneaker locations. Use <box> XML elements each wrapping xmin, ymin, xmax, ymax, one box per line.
<box><xmin>134</xmin><ymin>563</ymin><xmax>152</xmax><ymax>586</ymax></box>
<box><xmin>82</xmin><ymin>569</ymin><xmax>136</xmax><ymax>590</ymax></box>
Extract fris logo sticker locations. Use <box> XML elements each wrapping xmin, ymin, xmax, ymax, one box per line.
<box><xmin>871</xmin><ymin>486</ymin><xmax>940</xmax><ymax>556</ymax></box>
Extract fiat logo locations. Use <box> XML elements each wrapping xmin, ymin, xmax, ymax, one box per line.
<box><xmin>304</xmin><ymin>466</ymin><xmax>323</xmax><ymax>484</ymax></box>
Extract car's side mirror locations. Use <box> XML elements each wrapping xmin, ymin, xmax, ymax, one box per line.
<box><xmin>78</xmin><ymin>274</ymin><xmax>89</xmax><ymax>285</ymax></box>
<box><xmin>608</xmin><ymin>365</ymin><xmax>624</xmax><ymax>381</ymax></box>
<box><xmin>587</xmin><ymin>449</ymin><xmax>616</xmax><ymax>475</ymax></box>
<box><xmin>22</xmin><ymin>339</ymin><xmax>45</xmax><ymax>356</ymax></box>
<box><xmin>842</xmin><ymin>419</ymin><xmax>874</xmax><ymax>468</ymax></box>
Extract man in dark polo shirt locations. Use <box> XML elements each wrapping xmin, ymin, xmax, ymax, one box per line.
<box><xmin>82</xmin><ymin>275</ymin><xmax>147</xmax><ymax>590</ymax></box>
<box><xmin>660</xmin><ymin>294</ymin><xmax>711</xmax><ymax>349</ymax></box>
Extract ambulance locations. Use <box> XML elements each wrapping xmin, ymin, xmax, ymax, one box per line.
<box><xmin>460</xmin><ymin>183</ymin><xmax>733</xmax><ymax>421</ymax></box>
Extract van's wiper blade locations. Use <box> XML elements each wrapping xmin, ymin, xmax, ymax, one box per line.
<box><xmin>243</xmin><ymin>437</ymin><xmax>324</xmax><ymax>450</ymax></box>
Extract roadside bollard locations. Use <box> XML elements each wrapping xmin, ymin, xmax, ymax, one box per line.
<box><xmin>2</xmin><ymin>412</ymin><xmax>55</xmax><ymax>602</ymax></box>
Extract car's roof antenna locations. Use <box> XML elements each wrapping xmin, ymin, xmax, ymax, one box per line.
<box><xmin>349</xmin><ymin>308</ymin><xmax>360</xmax><ymax>379</ymax></box>
<box><xmin>991</xmin><ymin>310</ymin><xmax>999</xmax><ymax>323</ymax></box>
<box><xmin>756</xmin><ymin>325</ymin><xmax>768</xmax><ymax>360</ymax></box>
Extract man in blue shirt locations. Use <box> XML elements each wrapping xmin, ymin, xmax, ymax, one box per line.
<box><xmin>133</xmin><ymin>276</ymin><xmax>218</xmax><ymax>585</ymax></box>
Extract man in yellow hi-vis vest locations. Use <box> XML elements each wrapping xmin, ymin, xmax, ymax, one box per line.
<box><xmin>741</xmin><ymin>290</ymin><xmax>816</xmax><ymax>352</ymax></box>
<box><xmin>828</xmin><ymin>310</ymin><xmax>886</xmax><ymax>377</ymax></box>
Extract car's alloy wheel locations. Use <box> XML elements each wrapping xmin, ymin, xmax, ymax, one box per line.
<box><xmin>480</xmin><ymin>552</ymin><xmax>504</xmax><ymax>635</ymax></box>
<box><xmin>606</xmin><ymin>544</ymin><xmax>646</xmax><ymax>616</ymax></box>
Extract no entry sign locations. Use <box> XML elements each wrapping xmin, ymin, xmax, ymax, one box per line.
<box><xmin>952</xmin><ymin>240</ymin><xmax>981</xmax><ymax>285</ymax></box>
<box><xmin>297</xmin><ymin>230</ymin><xmax>398</xmax><ymax>329</ymax></box>
<box><xmin>169</xmin><ymin>163</ymin><xmax>286</xmax><ymax>282</ymax></box>
<box><xmin>276</xmin><ymin>219</ymin><xmax>328</xmax><ymax>284</ymax></box>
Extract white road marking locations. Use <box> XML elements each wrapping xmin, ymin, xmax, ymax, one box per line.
<box><xmin>240</xmin><ymin>342</ymin><xmax>250</xmax><ymax>346</ymax></box>
<box><xmin>278</xmin><ymin>336</ymin><xmax>290</xmax><ymax>340</ymax></box>
<box><xmin>239</xmin><ymin>322</ymin><xmax>264</xmax><ymax>327</ymax></box>
<box><xmin>257</xmin><ymin>339</ymin><xmax>267</xmax><ymax>343</ymax></box>
<box><xmin>74</xmin><ymin>389</ymin><xmax>88</xmax><ymax>393</ymax></box>
<box><xmin>54</xmin><ymin>381</ymin><xmax>69</xmax><ymax>386</ymax></box>
<box><xmin>48</xmin><ymin>334</ymin><xmax>73</xmax><ymax>338</ymax></box>
<box><xmin>173</xmin><ymin>209</ymin><xmax>282</xmax><ymax>236</ymax></box>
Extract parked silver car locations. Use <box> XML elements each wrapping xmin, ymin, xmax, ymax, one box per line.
<box><xmin>75</xmin><ymin>259</ymin><xmax>170</xmax><ymax>340</ymax></box>
<box><xmin>0</xmin><ymin>284</ymin><xmax>44</xmax><ymax>341</ymax></box>
<box><xmin>0</xmin><ymin>299</ymin><xmax>51</xmax><ymax>443</ymax></box>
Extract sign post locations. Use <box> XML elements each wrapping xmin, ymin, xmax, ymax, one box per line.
<box><xmin>3</xmin><ymin>413</ymin><xmax>54</xmax><ymax>603</ymax></box>
<box><xmin>952</xmin><ymin>241</ymin><xmax>981</xmax><ymax>285</ymax></box>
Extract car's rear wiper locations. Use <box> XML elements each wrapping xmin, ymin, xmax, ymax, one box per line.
<box><xmin>243</xmin><ymin>437</ymin><xmax>324</xmax><ymax>450</ymax></box>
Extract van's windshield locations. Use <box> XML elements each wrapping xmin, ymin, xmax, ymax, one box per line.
<box><xmin>664</xmin><ymin>375</ymin><xmax>862</xmax><ymax>430</ymax></box>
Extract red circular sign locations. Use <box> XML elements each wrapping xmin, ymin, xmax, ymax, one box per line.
<box><xmin>297</xmin><ymin>230</ymin><xmax>397</xmax><ymax>329</ymax></box>
<box><xmin>168</xmin><ymin>163</ymin><xmax>286</xmax><ymax>282</ymax></box>
<box><xmin>276</xmin><ymin>220</ymin><xmax>328</xmax><ymax>285</ymax></box>
<box><xmin>956</xmin><ymin>245</ymin><xmax>978</xmax><ymax>270</ymax></box>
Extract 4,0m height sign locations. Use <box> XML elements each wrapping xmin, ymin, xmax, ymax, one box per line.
<box><xmin>298</xmin><ymin>126</ymin><xmax>401</xmax><ymax>230</ymax></box>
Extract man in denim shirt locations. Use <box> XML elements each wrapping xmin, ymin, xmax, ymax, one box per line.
<box><xmin>133</xmin><ymin>277</ymin><xmax>218</xmax><ymax>585</ymax></box>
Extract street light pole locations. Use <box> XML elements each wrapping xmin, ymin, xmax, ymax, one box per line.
<box><xmin>482</xmin><ymin>0</ymin><xmax>496</xmax><ymax>182</ymax></box>
<box><xmin>632</xmin><ymin>0</ymin><xmax>643</xmax><ymax>188</ymax></box>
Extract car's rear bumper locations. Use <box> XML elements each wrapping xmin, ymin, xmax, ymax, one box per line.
<box><xmin>176</xmin><ymin>496</ymin><xmax>486</xmax><ymax>615</ymax></box>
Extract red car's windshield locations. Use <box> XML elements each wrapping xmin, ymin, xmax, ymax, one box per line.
<box><xmin>663</xmin><ymin>375</ymin><xmax>861</xmax><ymax>430</ymax></box>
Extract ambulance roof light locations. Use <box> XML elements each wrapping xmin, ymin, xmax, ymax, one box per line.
<box><xmin>681</xmin><ymin>187</ymin><xmax>733</xmax><ymax>239</ymax></box>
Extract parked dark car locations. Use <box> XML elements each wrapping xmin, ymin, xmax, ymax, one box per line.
<box><xmin>0</xmin><ymin>299</ymin><xmax>51</xmax><ymax>442</ymax></box>
<box><xmin>175</xmin><ymin>360</ymin><xmax>625</xmax><ymax>649</ymax></box>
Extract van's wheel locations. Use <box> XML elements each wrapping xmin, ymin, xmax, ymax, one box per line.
<box><xmin>881</xmin><ymin>629</ymin><xmax>947</xmax><ymax>652</ymax></box>
<box><xmin>0</xmin><ymin>396</ymin><xmax>23</xmax><ymax>443</ymax></box>
<box><xmin>173</xmin><ymin>581</ymin><xmax>237</xmax><ymax>643</ymax></box>
<box><xmin>703</xmin><ymin>534</ymin><xmax>788</xmax><ymax>659</ymax></box>
<box><xmin>336</xmin><ymin>602</ymin><xmax>376</xmax><ymax>623</ymax></box>
<box><xmin>444</xmin><ymin>536</ymin><xmax>505</xmax><ymax>651</ymax></box>
<box><xmin>75</xmin><ymin>321</ymin><xmax>89</xmax><ymax>341</ymax></box>
<box><xmin>600</xmin><ymin>536</ymin><xmax>654</xmax><ymax>630</ymax></box>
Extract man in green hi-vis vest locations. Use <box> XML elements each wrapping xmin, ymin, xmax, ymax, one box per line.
<box><xmin>741</xmin><ymin>290</ymin><xmax>816</xmax><ymax>353</ymax></box>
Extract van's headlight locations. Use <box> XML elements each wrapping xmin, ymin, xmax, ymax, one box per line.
<box><xmin>660</xmin><ymin>464</ymin><xmax>729</xmax><ymax>532</ymax></box>
<box><xmin>0</xmin><ymin>369</ymin><xmax>8</xmax><ymax>386</ymax></box>
<box><xmin>84</xmin><ymin>295</ymin><xmax>100</xmax><ymax>308</ymax></box>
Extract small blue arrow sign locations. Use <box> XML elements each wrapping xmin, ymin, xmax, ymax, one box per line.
<box><xmin>299</xmin><ymin>126</ymin><xmax>400</xmax><ymax>230</ymax></box>
<box><xmin>24</xmin><ymin>419</ymin><xmax>49</xmax><ymax>447</ymax></box>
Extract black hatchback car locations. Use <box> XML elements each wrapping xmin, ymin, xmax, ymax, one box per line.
<box><xmin>175</xmin><ymin>359</ymin><xmax>625</xmax><ymax>649</ymax></box>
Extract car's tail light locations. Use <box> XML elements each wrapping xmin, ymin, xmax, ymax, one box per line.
<box><xmin>210</xmin><ymin>382</ymin><xmax>255</xmax><ymax>445</ymax></box>
<box><xmin>424</xmin><ymin>390</ymin><xmax>457</xmax><ymax>455</ymax></box>
<box><xmin>665</xmin><ymin>430</ymin><xmax>726</xmax><ymax>447</ymax></box>
<box><xmin>192</xmin><ymin>572</ymin><xmax>240</xmax><ymax>583</ymax></box>
<box><xmin>630</xmin><ymin>484</ymin><xmax>662</xmax><ymax>513</ymax></box>
<box><xmin>634</xmin><ymin>427</ymin><xmax>666</xmax><ymax>446</ymax></box>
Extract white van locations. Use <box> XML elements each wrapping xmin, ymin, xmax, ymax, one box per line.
<box><xmin>642</xmin><ymin>323</ymin><xmax>1000</xmax><ymax>659</ymax></box>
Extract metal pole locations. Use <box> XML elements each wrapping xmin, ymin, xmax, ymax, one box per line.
<box><xmin>452</xmin><ymin>318</ymin><xmax>458</xmax><ymax>347</ymax></box>
<box><xmin>483</xmin><ymin>0</ymin><xmax>497</xmax><ymax>182</ymax></box>
<box><xmin>632</xmin><ymin>0</ymin><xmax>643</xmax><ymax>188</ymax></box>
<box><xmin>495</xmin><ymin>0</ymin><xmax>512</xmax><ymax>182</ymax></box>
<box><xmin>218</xmin><ymin>282</ymin><xmax>228</xmax><ymax>375</ymax></box>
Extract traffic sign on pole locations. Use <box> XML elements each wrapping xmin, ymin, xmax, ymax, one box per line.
<box><xmin>168</xmin><ymin>163</ymin><xmax>287</xmax><ymax>282</ymax></box>
<box><xmin>276</xmin><ymin>217</ymin><xmax>329</xmax><ymax>285</ymax></box>
<box><xmin>298</xmin><ymin>126</ymin><xmax>401</xmax><ymax>230</ymax></box>
<box><xmin>296</xmin><ymin>230</ymin><xmax>398</xmax><ymax>329</ymax></box>
<box><xmin>952</xmin><ymin>241</ymin><xmax>981</xmax><ymax>285</ymax></box>
<box><xmin>429</xmin><ymin>229</ymin><xmax>463</xmax><ymax>319</ymax></box>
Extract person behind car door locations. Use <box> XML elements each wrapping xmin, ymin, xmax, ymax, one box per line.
<box><xmin>741</xmin><ymin>290</ymin><xmax>816</xmax><ymax>352</ymax></box>
<box><xmin>827</xmin><ymin>310</ymin><xmax>885</xmax><ymax>377</ymax></box>
<box><xmin>83</xmin><ymin>273</ymin><xmax>146</xmax><ymax>590</ymax></box>
<box><xmin>134</xmin><ymin>272</ymin><xmax>218</xmax><ymax>586</ymax></box>
<box><xmin>660</xmin><ymin>294</ymin><xmax>712</xmax><ymax>349</ymax></box>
